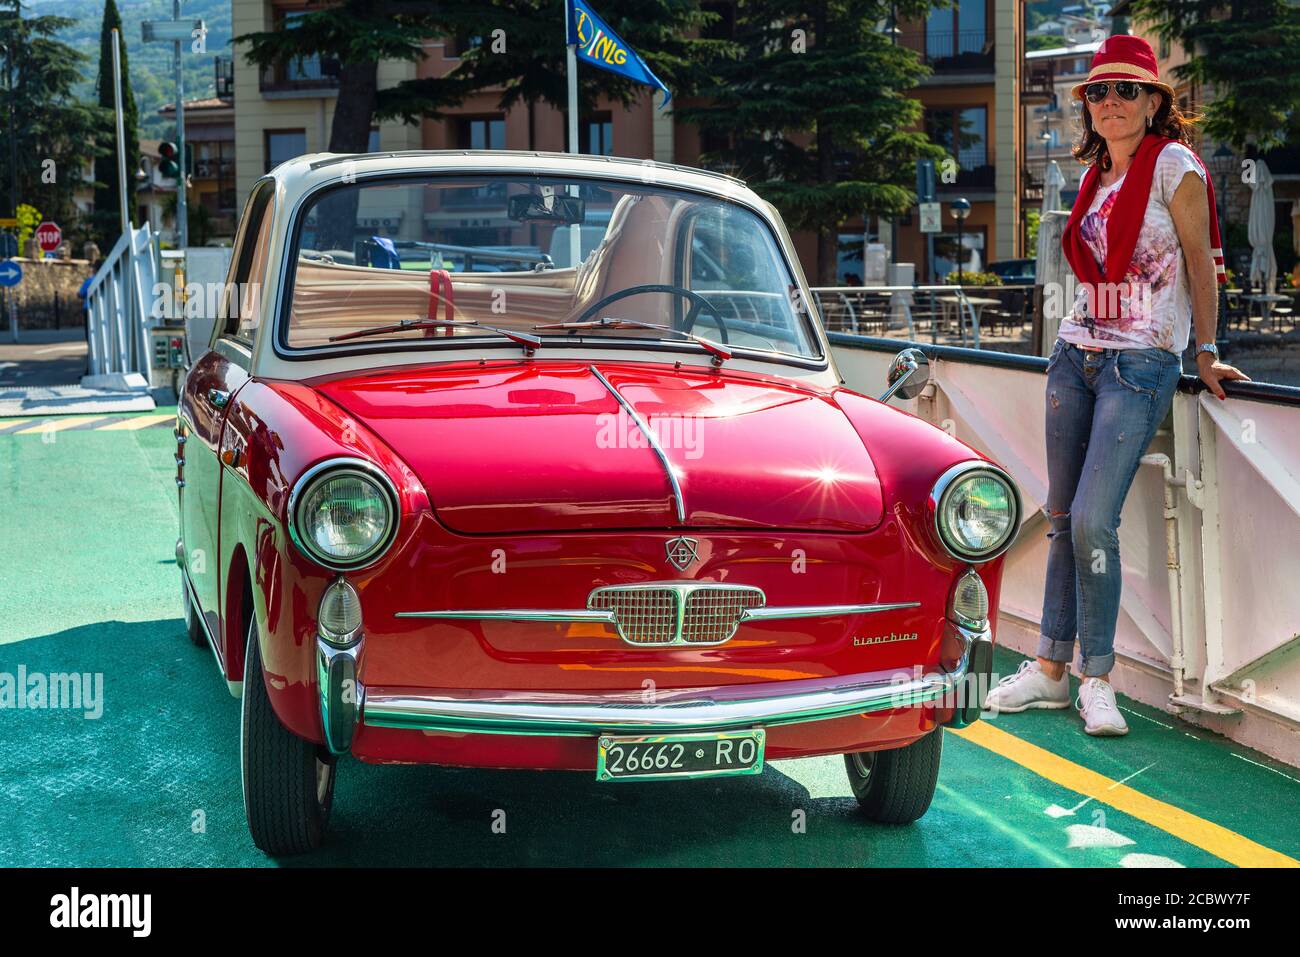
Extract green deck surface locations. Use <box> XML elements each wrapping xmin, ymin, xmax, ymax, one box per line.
<box><xmin>1</xmin><ymin>414</ymin><xmax>1297</xmax><ymax>867</ymax></box>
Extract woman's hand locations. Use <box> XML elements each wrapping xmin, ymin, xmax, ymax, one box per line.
<box><xmin>1196</xmin><ymin>352</ymin><xmax>1251</xmax><ymax>400</ymax></box>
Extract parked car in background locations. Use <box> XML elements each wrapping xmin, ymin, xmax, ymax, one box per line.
<box><xmin>176</xmin><ymin>150</ymin><xmax>1021</xmax><ymax>855</ymax></box>
<box><xmin>987</xmin><ymin>258</ymin><xmax>1036</xmax><ymax>284</ymax></box>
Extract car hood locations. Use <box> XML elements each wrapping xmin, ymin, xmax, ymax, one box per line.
<box><xmin>311</xmin><ymin>361</ymin><xmax>885</xmax><ymax>534</ymax></box>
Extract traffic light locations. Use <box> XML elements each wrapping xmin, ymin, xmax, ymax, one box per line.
<box><xmin>158</xmin><ymin>141</ymin><xmax>180</xmax><ymax>178</ymax></box>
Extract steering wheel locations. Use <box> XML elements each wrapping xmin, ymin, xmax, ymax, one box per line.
<box><xmin>573</xmin><ymin>284</ymin><xmax>729</xmax><ymax>343</ymax></box>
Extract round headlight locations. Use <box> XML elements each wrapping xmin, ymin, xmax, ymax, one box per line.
<box><xmin>932</xmin><ymin>463</ymin><xmax>1019</xmax><ymax>561</ymax></box>
<box><xmin>289</xmin><ymin>460</ymin><xmax>398</xmax><ymax>570</ymax></box>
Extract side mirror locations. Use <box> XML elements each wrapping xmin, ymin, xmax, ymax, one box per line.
<box><xmin>879</xmin><ymin>347</ymin><xmax>931</xmax><ymax>403</ymax></box>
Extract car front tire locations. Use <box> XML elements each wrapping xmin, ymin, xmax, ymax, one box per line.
<box><xmin>843</xmin><ymin>729</ymin><xmax>942</xmax><ymax>824</ymax></box>
<box><xmin>181</xmin><ymin>576</ymin><xmax>206</xmax><ymax>647</ymax></box>
<box><xmin>241</xmin><ymin>615</ymin><xmax>336</xmax><ymax>856</ymax></box>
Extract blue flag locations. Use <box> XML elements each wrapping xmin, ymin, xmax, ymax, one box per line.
<box><xmin>567</xmin><ymin>0</ymin><xmax>671</xmax><ymax>108</ymax></box>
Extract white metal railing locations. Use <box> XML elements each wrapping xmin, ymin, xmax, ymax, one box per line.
<box><xmin>810</xmin><ymin>284</ymin><xmax>1037</xmax><ymax>349</ymax></box>
<box><xmin>84</xmin><ymin>223</ymin><xmax>158</xmax><ymax>379</ymax></box>
<box><xmin>830</xmin><ymin>334</ymin><xmax>1300</xmax><ymax>769</ymax></box>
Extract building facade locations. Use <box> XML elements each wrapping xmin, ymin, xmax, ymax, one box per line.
<box><xmin>229</xmin><ymin>0</ymin><xmax>1028</xmax><ymax>284</ymax></box>
<box><xmin>1023</xmin><ymin>40</ymin><xmax>1101</xmax><ymax>214</ymax></box>
<box><xmin>890</xmin><ymin>0</ymin><xmax>1025</xmax><ymax>282</ymax></box>
<box><xmin>160</xmin><ymin>87</ymin><xmax>238</xmax><ymax>244</ymax></box>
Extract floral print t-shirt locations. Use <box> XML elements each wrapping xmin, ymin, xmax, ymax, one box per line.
<box><xmin>1059</xmin><ymin>142</ymin><xmax>1207</xmax><ymax>354</ymax></box>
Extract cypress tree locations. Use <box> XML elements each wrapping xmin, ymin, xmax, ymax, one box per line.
<box><xmin>93</xmin><ymin>0</ymin><xmax>139</xmax><ymax>250</ymax></box>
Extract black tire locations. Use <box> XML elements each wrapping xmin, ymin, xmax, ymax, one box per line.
<box><xmin>181</xmin><ymin>576</ymin><xmax>206</xmax><ymax>647</ymax></box>
<box><xmin>241</xmin><ymin>616</ymin><xmax>336</xmax><ymax>855</ymax></box>
<box><xmin>843</xmin><ymin>729</ymin><xmax>943</xmax><ymax>824</ymax></box>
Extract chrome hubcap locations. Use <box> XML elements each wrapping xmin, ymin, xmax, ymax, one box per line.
<box><xmin>315</xmin><ymin>757</ymin><xmax>331</xmax><ymax>805</ymax></box>
<box><xmin>851</xmin><ymin>752</ymin><xmax>874</xmax><ymax>780</ymax></box>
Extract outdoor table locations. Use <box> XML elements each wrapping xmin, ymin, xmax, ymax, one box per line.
<box><xmin>1245</xmin><ymin>293</ymin><xmax>1292</xmax><ymax>319</ymax></box>
<box><xmin>936</xmin><ymin>294</ymin><xmax>1002</xmax><ymax>335</ymax></box>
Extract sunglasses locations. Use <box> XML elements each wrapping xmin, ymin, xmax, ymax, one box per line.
<box><xmin>1084</xmin><ymin>81</ymin><xmax>1148</xmax><ymax>103</ymax></box>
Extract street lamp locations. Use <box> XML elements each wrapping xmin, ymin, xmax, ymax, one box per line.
<box><xmin>950</xmin><ymin>197</ymin><xmax>971</xmax><ymax>282</ymax></box>
<box><xmin>1209</xmin><ymin>143</ymin><xmax>1235</xmax><ymax>350</ymax></box>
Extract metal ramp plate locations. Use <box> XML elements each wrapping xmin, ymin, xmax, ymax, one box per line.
<box><xmin>0</xmin><ymin>384</ymin><xmax>157</xmax><ymax>417</ymax></box>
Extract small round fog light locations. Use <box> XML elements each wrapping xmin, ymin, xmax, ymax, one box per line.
<box><xmin>319</xmin><ymin>577</ymin><xmax>362</xmax><ymax>647</ymax></box>
<box><xmin>950</xmin><ymin>568</ymin><xmax>988</xmax><ymax>628</ymax></box>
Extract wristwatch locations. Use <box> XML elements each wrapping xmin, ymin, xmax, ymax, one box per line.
<box><xmin>1195</xmin><ymin>342</ymin><xmax>1219</xmax><ymax>360</ymax></box>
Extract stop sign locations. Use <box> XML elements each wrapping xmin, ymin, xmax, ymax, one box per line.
<box><xmin>35</xmin><ymin>221</ymin><xmax>62</xmax><ymax>253</ymax></box>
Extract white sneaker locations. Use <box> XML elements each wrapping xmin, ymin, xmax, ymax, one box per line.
<box><xmin>983</xmin><ymin>659</ymin><xmax>1070</xmax><ymax>713</ymax></box>
<box><xmin>1076</xmin><ymin>677</ymin><xmax>1129</xmax><ymax>736</ymax></box>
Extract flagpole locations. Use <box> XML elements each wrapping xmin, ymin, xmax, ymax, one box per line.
<box><xmin>565</xmin><ymin>2</ymin><xmax>580</xmax><ymax>266</ymax></box>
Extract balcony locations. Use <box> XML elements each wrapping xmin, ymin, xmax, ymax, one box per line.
<box><xmin>1023</xmin><ymin>65</ymin><xmax>1056</xmax><ymax>103</ymax></box>
<box><xmin>440</xmin><ymin>184</ymin><xmax>508</xmax><ymax>208</ymax></box>
<box><xmin>1022</xmin><ymin>168</ymin><xmax>1044</xmax><ymax>204</ymax></box>
<box><xmin>900</xmin><ymin>30</ymin><xmax>994</xmax><ymax>75</ymax></box>
<box><xmin>936</xmin><ymin>163</ymin><xmax>995</xmax><ymax>192</ymax></box>
<box><xmin>193</xmin><ymin>158</ymin><xmax>234</xmax><ymax>180</ymax></box>
<box><xmin>259</xmin><ymin>56</ymin><xmax>340</xmax><ymax>95</ymax></box>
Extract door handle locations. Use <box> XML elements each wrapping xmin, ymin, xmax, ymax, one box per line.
<box><xmin>205</xmin><ymin>388</ymin><xmax>231</xmax><ymax>409</ymax></box>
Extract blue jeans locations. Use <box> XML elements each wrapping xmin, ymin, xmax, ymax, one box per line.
<box><xmin>1039</xmin><ymin>339</ymin><xmax>1182</xmax><ymax>677</ymax></box>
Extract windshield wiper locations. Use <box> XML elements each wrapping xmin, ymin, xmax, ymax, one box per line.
<box><xmin>532</xmin><ymin>317</ymin><xmax>732</xmax><ymax>367</ymax></box>
<box><xmin>328</xmin><ymin>319</ymin><xmax>541</xmax><ymax>355</ymax></box>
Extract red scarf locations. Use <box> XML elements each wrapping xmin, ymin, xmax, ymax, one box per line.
<box><xmin>1062</xmin><ymin>132</ymin><xmax>1226</xmax><ymax>320</ymax></box>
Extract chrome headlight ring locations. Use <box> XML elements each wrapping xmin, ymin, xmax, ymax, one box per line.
<box><xmin>929</xmin><ymin>461</ymin><xmax>1022</xmax><ymax>563</ymax></box>
<box><xmin>287</xmin><ymin>456</ymin><xmax>400</xmax><ymax>571</ymax></box>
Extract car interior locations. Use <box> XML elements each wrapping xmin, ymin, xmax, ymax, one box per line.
<box><xmin>283</xmin><ymin>178</ymin><xmax>818</xmax><ymax>359</ymax></box>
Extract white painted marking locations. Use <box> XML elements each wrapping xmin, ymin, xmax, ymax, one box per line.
<box><xmin>1065</xmin><ymin>823</ymin><xmax>1136</xmax><ymax>849</ymax></box>
<box><xmin>1118</xmin><ymin>706</ymin><xmax>1174</xmax><ymax>730</ymax></box>
<box><xmin>1230</xmin><ymin>752</ymin><xmax>1300</xmax><ymax>785</ymax></box>
<box><xmin>1119</xmin><ymin>853</ymin><xmax>1185</xmax><ymax>868</ymax></box>
<box><xmin>1108</xmin><ymin>762</ymin><xmax>1157</xmax><ymax>791</ymax></box>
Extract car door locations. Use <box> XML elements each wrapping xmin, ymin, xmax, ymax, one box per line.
<box><xmin>178</xmin><ymin>181</ymin><xmax>274</xmax><ymax>660</ymax></box>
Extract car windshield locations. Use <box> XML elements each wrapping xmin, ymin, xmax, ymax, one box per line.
<box><xmin>283</xmin><ymin>174</ymin><xmax>820</xmax><ymax>361</ymax></box>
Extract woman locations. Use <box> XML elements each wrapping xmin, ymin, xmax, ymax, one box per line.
<box><xmin>984</xmin><ymin>35</ymin><xmax>1249</xmax><ymax>735</ymax></box>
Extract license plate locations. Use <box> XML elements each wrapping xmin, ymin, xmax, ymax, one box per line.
<box><xmin>596</xmin><ymin>729</ymin><xmax>765</xmax><ymax>782</ymax></box>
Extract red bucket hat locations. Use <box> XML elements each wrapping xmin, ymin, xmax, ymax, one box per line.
<box><xmin>1069</xmin><ymin>34</ymin><xmax>1175</xmax><ymax>101</ymax></box>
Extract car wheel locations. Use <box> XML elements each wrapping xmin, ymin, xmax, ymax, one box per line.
<box><xmin>241</xmin><ymin>615</ymin><xmax>336</xmax><ymax>855</ymax></box>
<box><xmin>842</xmin><ymin>729</ymin><xmax>942</xmax><ymax>824</ymax></box>
<box><xmin>181</xmin><ymin>576</ymin><xmax>206</xmax><ymax>647</ymax></box>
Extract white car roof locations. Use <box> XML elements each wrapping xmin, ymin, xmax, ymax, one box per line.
<box><xmin>269</xmin><ymin>150</ymin><xmax>759</xmax><ymax>206</ymax></box>
<box><xmin>243</xmin><ymin>150</ymin><xmax>838</xmax><ymax>387</ymax></box>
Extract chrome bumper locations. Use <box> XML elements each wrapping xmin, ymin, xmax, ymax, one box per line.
<box><xmin>354</xmin><ymin>621</ymin><xmax>992</xmax><ymax>738</ymax></box>
<box><xmin>317</xmin><ymin>638</ymin><xmax>362</xmax><ymax>754</ymax></box>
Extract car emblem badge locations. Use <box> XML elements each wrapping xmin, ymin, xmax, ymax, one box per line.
<box><xmin>665</xmin><ymin>536</ymin><xmax>700</xmax><ymax>571</ymax></box>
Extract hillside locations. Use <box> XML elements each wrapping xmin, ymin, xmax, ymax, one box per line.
<box><xmin>30</xmin><ymin>0</ymin><xmax>232</xmax><ymax>138</ymax></box>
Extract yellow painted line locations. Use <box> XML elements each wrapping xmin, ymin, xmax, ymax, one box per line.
<box><xmin>13</xmin><ymin>416</ymin><xmax>108</xmax><ymax>435</ymax></box>
<box><xmin>97</xmin><ymin>413</ymin><xmax>176</xmax><ymax>431</ymax></box>
<box><xmin>949</xmin><ymin>720</ymin><xmax>1300</xmax><ymax>868</ymax></box>
<box><xmin>0</xmin><ymin>418</ymin><xmax>35</xmax><ymax>432</ymax></box>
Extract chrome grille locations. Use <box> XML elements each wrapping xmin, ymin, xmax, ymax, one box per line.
<box><xmin>682</xmin><ymin>588</ymin><xmax>764</xmax><ymax>643</ymax></box>
<box><xmin>589</xmin><ymin>587</ymin><xmax>678</xmax><ymax>644</ymax></box>
<box><xmin>588</xmin><ymin>583</ymin><xmax>766</xmax><ymax>647</ymax></box>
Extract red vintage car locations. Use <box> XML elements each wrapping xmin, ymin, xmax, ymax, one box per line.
<box><xmin>176</xmin><ymin>151</ymin><xmax>1020</xmax><ymax>855</ymax></box>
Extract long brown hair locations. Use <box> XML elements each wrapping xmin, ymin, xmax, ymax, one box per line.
<box><xmin>1072</xmin><ymin>86</ymin><xmax>1205</xmax><ymax>172</ymax></box>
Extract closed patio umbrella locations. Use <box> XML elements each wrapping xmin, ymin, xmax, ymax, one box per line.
<box><xmin>1248</xmin><ymin>159</ymin><xmax>1276</xmax><ymax>294</ymax></box>
<box><xmin>1042</xmin><ymin>159</ymin><xmax>1065</xmax><ymax>213</ymax></box>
